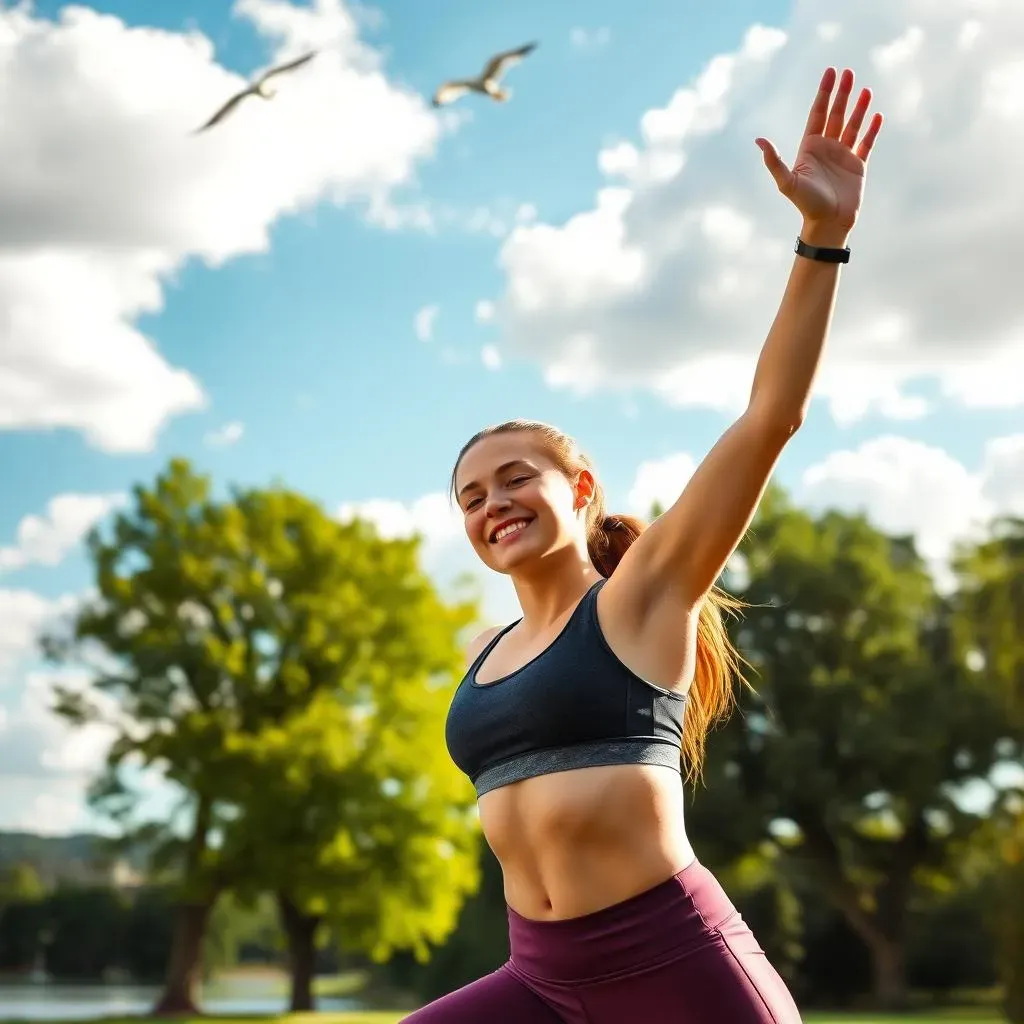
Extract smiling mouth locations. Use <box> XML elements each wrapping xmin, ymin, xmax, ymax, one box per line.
<box><xmin>490</xmin><ymin>519</ymin><xmax>533</xmax><ymax>544</ymax></box>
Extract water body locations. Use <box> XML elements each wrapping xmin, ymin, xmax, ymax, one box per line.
<box><xmin>0</xmin><ymin>978</ymin><xmax>360</xmax><ymax>1019</ymax></box>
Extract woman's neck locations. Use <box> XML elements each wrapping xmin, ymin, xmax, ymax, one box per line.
<box><xmin>510</xmin><ymin>551</ymin><xmax>603</xmax><ymax>632</ymax></box>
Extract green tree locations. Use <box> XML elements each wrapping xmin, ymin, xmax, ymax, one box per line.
<box><xmin>0</xmin><ymin>863</ymin><xmax>46</xmax><ymax>972</ymax></box>
<box><xmin>44</xmin><ymin>885</ymin><xmax>128</xmax><ymax>980</ymax></box>
<box><xmin>210</xmin><ymin>496</ymin><xmax>479</xmax><ymax>1011</ymax></box>
<box><xmin>952</xmin><ymin>516</ymin><xmax>1024</xmax><ymax>1023</ymax></box>
<box><xmin>691</xmin><ymin>487</ymin><xmax>1010</xmax><ymax>1009</ymax></box>
<box><xmin>43</xmin><ymin>460</ymin><xmax>238</xmax><ymax>1013</ymax></box>
<box><xmin>0</xmin><ymin>862</ymin><xmax>45</xmax><ymax>904</ymax></box>
<box><xmin>44</xmin><ymin>460</ymin><xmax>478</xmax><ymax>1014</ymax></box>
<box><xmin>222</xmin><ymin>686</ymin><xmax>478</xmax><ymax>1010</ymax></box>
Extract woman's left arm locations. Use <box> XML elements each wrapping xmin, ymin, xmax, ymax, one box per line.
<box><xmin>611</xmin><ymin>67</ymin><xmax>883</xmax><ymax>612</ymax></box>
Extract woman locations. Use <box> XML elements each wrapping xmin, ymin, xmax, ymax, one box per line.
<box><xmin>404</xmin><ymin>67</ymin><xmax>883</xmax><ymax>1024</ymax></box>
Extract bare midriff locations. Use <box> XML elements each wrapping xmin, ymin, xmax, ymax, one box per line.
<box><xmin>478</xmin><ymin>761</ymin><xmax>696</xmax><ymax>921</ymax></box>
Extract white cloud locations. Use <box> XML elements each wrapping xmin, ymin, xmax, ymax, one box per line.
<box><xmin>0</xmin><ymin>493</ymin><xmax>126</xmax><ymax>574</ymax></box>
<box><xmin>475</xmin><ymin>299</ymin><xmax>495</xmax><ymax>323</ymax></box>
<box><xmin>0</xmin><ymin>668</ymin><xmax>118</xmax><ymax>834</ymax></box>
<box><xmin>0</xmin><ymin>591</ymin><xmax>65</xmax><ymax>672</ymax></box>
<box><xmin>515</xmin><ymin>203</ymin><xmax>538</xmax><ymax>224</ymax></box>
<box><xmin>481</xmin><ymin>345</ymin><xmax>502</xmax><ymax>370</ymax></box>
<box><xmin>0</xmin><ymin>0</ymin><xmax>444</xmax><ymax>452</ymax></box>
<box><xmin>337</xmin><ymin>494</ymin><xmax>521</xmax><ymax>625</ymax></box>
<box><xmin>619</xmin><ymin>434</ymin><xmax>1024</xmax><ymax>592</ymax></box>
<box><xmin>204</xmin><ymin>420</ymin><xmax>245</xmax><ymax>447</ymax></box>
<box><xmin>798</xmin><ymin>433</ymin><xmax>1024</xmax><ymax>586</ymax></box>
<box><xmin>487</xmin><ymin>4</ymin><xmax>1024</xmax><ymax>423</ymax></box>
<box><xmin>570</xmin><ymin>27</ymin><xmax>611</xmax><ymax>51</ymax></box>
<box><xmin>464</xmin><ymin>207</ymin><xmax>508</xmax><ymax>237</ymax></box>
<box><xmin>627</xmin><ymin>452</ymin><xmax>698</xmax><ymax>516</ymax></box>
<box><xmin>414</xmin><ymin>303</ymin><xmax>439</xmax><ymax>342</ymax></box>
<box><xmin>338</xmin><ymin>492</ymin><xmax>460</xmax><ymax>545</ymax></box>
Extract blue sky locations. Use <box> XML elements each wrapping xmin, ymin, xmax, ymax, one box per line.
<box><xmin>0</xmin><ymin>0</ymin><xmax>1021</xmax><ymax>832</ymax></box>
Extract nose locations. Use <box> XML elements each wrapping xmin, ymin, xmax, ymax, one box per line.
<box><xmin>484</xmin><ymin>493</ymin><xmax>512</xmax><ymax>518</ymax></box>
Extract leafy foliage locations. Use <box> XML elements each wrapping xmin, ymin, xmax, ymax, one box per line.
<box><xmin>690</xmin><ymin>487</ymin><xmax>1011</xmax><ymax>1007</ymax></box>
<box><xmin>44</xmin><ymin>458</ymin><xmax>480</xmax><ymax>1007</ymax></box>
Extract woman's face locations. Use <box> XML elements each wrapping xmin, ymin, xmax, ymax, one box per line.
<box><xmin>454</xmin><ymin>433</ymin><xmax>593</xmax><ymax>574</ymax></box>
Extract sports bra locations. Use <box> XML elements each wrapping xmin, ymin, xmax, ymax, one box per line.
<box><xmin>444</xmin><ymin>579</ymin><xmax>687</xmax><ymax>797</ymax></box>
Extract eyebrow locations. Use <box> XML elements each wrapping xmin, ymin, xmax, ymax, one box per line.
<box><xmin>457</xmin><ymin>460</ymin><xmax>534</xmax><ymax>500</ymax></box>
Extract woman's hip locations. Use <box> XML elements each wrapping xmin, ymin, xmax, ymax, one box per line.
<box><xmin>507</xmin><ymin>859</ymin><xmax>746</xmax><ymax>984</ymax></box>
<box><xmin>504</xmin><ymin>861</ymin><xmax>803</xmax><ymax>1022</ymax></box>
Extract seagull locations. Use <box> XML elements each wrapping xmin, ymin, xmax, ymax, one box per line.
<box><xmin>431</xmin><ymin>42</ymin><xmax>538</xmax><ymax>108</ymax></box>
<box><xmin>195</xmin><ymin>50</ymin><xmax>318</xmax><ymax>133</ymax></box>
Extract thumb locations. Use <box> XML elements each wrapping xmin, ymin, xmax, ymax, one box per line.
<box><xmin>755</xmin><ymin>138</ymin><xmax>793</xmax><ymax>196</ymax></box>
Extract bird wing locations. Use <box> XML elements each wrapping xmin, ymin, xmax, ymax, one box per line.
<box><xmin>194</xmin><ymin>88</ymin><xmax>251</xmax><ymax>133</ymax></box>
<box><xmin>431</xmin><ymin>80</ymin><xmax>474</xmax><ymax>107</ymax></box>
<box><xmin>480</xmin><ymin>42</ymin><xmax>537</xmax><ymax>83</ymax></box>
<box><xmin>257</xmin><ymin>49</ymin><xmax>318</xmax><ymax>85</ymax></box>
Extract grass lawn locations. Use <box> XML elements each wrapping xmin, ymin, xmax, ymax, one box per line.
<box><xmin>0</xmin><ymin>1012</ymin><xmax>1006</xmax><ymax>1024</ymax></box>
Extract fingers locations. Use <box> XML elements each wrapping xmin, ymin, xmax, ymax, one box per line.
<box><xmin>856</xmin><ymin>112</ymin><xmax>884</xmax><ymax>162</ymax></box>
<box><xmin>808</xmin><ymin>66</ymin><xmax>884</xmax><ymax>159</ymax></box>
<box><xmin>755</xmin><ymin>137</ymin><xmax>793</xmax><ymax>195</ymax></box>
<box><xmin>840</xmin><ymin>87</ymin><xmax>873</xmax><ymax>148</ymax></box>
<box><xmin>824</xmin><ymin>68</ymin><xmax>855</xmax><ymax>139</ymax></box>
<box><xmin>803</xmin><ymin>67</ymin><xmax>837</xmax><ymax>136</ymax></box>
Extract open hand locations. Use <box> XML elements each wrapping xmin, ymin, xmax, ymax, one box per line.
<box><xmin>756</xmin><ymin>68</ymin><xmax>883</xmax><ymax>240</ymax></box>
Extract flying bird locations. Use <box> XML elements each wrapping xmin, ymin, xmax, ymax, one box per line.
<box><xmin>431</xmin><ymin>42</ymin><xmax>538</xmax><ymax>108</ymax></box>
<box><xmin>195</xmin><ymin>50</ymin><xmax>318</xmax><ymax>133</ymax></box>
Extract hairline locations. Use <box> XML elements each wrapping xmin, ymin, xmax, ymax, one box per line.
<box><xmin>450</xmin><ymin>426</ymin><xmax>584</xmax><ymax>506</ymax></box>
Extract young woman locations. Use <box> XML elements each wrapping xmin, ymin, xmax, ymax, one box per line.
<box><xmin>403</xmin><ymin>67</ymin><xmax>883</xmax><ymax>1024</ymax></box>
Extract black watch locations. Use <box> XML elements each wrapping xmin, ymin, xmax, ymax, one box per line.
<box><xmin>794</xmin><ymin>237</ymin><xmax>850</xmax><ymax>263</ymax></box>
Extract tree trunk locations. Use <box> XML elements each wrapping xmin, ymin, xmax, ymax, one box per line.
<box><xmin>151</xmin><ymin>900</ymin><xmax>215</xmax><ymax>1016</ymax></box>
<box><xmin>996</xmin><ymin>823</ymin><xmax>1024</xmax><ymax>1024</ymax></box>
<box><xmin>152</xmin><ymin>796</ymin><xmax>217</xmax><ymax>1017</ymax></box>
<box><xmin>862</xmin><ymin>933</ymin><xmax>908</xmax><ymax>1011</ymax></box>
<box><xmin>277</xmin><ymin>892</ymin><xmax>321</xmax><ymax>1013</ymax></box>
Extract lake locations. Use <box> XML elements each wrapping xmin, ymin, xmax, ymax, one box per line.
<box><xmin>0</xmin><ymin>978</ymin><xmax>361</xmax><ymax>1019</ymax></box>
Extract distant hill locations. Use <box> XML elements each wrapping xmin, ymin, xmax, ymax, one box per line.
<box><xmin>0</xmin><ymin>831</ymin><xmax>149</xmax><ymax>889</ymax></box>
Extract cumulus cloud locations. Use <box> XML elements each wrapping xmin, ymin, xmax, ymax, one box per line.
<box><xmin>0</xmin><ymin>668</ymin><xmax>118</xmax><ymax>833</ymax></box>
<box><xmin>622</xmin><ymin>433</ymin><xmax>1024</xmax><ymax>589</ymax></box>
<box><xmin>337</xmin><ymin>494</ymin><xmax>521</xmax><ymax>625</ymax></box>
<box><xmin>481</xmin><ymin>345</ymin><xmax>502</xmax><ymax>370</ymax></box>
<box><xmin>627</xmin><ymin>453</ymin><xmax>698</xmax><ymax>516</ymax></box>
<box><xmin>797</xmin><ymin>433</ymin><xmax>1024</xmax><ymax>586</ymax></box>
<box><xmin>0</xmin><ymin>591</ymin><xmax>67</xmax><ymax>672</ymax></box>
<box><xmin>0</xmin><ymin>493</ymin><xmax>126</xmax><ymax>575</ymax></box>
<box><xmin>487</xmin><ymin>2</ymin><xmax>1024</xmax><ymax>423</ymax></box>
<box><xmin>414</xmin><ymin>303</ymin><xmax>439</xmax><ymax>342</ymax></box>
<box><xmin>0</xmin><ymin>0</ymin><xmax>444</xmax><ymax>453</ymax></box>
<box><xmin>204</xmin><ymin>420</ymin><xmax>245</xmax><ymax>447</ymax></box>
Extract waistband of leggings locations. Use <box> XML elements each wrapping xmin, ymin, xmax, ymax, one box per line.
<box><xmin>506</xmin><ymin>859</ymin><xmax>735</xmax><ymax>984</ymax></box>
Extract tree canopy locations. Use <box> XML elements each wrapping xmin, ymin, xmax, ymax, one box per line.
<box><xmin>689</xmin><ymin>487</ymin><xmax>1011</xmax><ymax>1008</ymax></box>
<box><xmin>44</xmin><ymin>458</ymin><xmax>479</xmax><ymax>1012</ymax></box>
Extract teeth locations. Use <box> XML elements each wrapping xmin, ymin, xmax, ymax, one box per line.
<box><xmin>494</xmin><ymin>520</ymin><xmax>529</xmax><ymax>541</ymax></box>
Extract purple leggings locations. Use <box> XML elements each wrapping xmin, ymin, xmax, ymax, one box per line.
<box><xmin>401</xmin><ymin>860</ymin><xmax>802</xmax><ymax>1023</ymax></box>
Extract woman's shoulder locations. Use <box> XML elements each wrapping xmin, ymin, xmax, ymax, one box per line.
<box><xmin>464</xmin><ymin>625</ymin><xmax>504</xmax><ymax>668</ymax></box>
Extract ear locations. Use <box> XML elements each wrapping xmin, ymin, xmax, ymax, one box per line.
<box><xmin>574</xmin><ymin>469</ymin><xmax>596</xmax><ymax>510</ymax></box>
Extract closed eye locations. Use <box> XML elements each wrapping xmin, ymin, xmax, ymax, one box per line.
<box><xmin>462</xmin><ymin>474</ymin><xmax>532</xmax><ymax>513</ymax></box>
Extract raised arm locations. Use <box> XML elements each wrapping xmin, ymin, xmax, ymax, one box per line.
<box><xmin>610</xmin><ymin>67</ymin><xmax>883</xmax><ymax>615</ymax></box>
